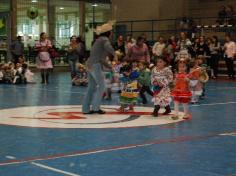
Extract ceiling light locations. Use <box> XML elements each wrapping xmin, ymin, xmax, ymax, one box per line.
<box><xmin>92</xmin><ymin>3</ymin><xmax>98</xmax><ymax>7</ymax></box>
<box><xmin>59</xmin><ymin>7</ymin><xmax>64</xmax><ymax>10</ymax></box>
<box><xmin>32</xmin><ymin>0</ymin><xmax>38</xmax><ymax>3</ymax></box>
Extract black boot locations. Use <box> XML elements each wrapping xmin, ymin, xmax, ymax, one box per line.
<box><xmin>45</xmin><ymin>73</ymin><xmax>49</xmax><ymax>84</ymax></box>
<box><xmin>107</xmin><ymin>89</ymin><xmax>112</xmax><ymax>100</ymax></box>
<box><xmin>41</xmin><ymin>73</ymin><xmax>45</xmax><ymax>84</ymax></box>
<box><xmin>152</xmin><ymin>105</ymin><xmax>160</xmax><ymax>117</ymax></box>
<box><xmin>163</xmin><ymin>105</ymin><xmax>171</xmax><ymax>115</ymax></box>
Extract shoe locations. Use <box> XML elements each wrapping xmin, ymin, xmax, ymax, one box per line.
<box><xmin>129</xmin><ymin>105</ymin><xmax>134</xmax><ymax>112</ymax></box>
<box><xmin>105</xmin><ymin>97</ymin><xmax>112</xmax><ymax>101</ymax></box>
<box><xmin>183</xmin><ymin>114</ymin><xmax>190</xmax><ymax>119</ymax></box>
<box><xmin>117</xmin><ymin>107</ymin><xmax>125</xmax><ymax>112</ymax></box>
<box><xmin>162</xmin><ymin>105</ymin><xmax>171</xmax><ymax>115</ymax></box>
<box><xmin>83</xmin><ymin>111</ymin><xmax>94</xmax><ymax>114</ymax></box>
<box><xmin>93</xmin><ymin>109</ymin><xmax>106</xmax><ymax>114</ymax></box>
<box><xmin>171</xmin><ymin>115</ymin><xmax>179</xmax><ymax>120</ymax></box>
<box><xmin>152</xmin><ymin>105</ymin><xmax>160</xmax><ymax>117</ymax></box>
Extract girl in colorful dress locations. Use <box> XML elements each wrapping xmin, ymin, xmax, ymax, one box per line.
<box><xmin>35</xmin><ymin>32</ymin><xmax>53</xmax><ymax>84</ymax></box>
<box><xmin>118</xmin><ymin>64</ymin><xmax>139</xmax><ymax>112</ymax></box>
<box><xmin>151</xmin><ymin>57</ymin><xmax>173</xmax><ymax>117</ymax></box>
<box><xmin>138</xmin><ymin>62</ymin><xmax>153</xmax><ymax>104</ymax></box>
<box><xmin>171</xmin><ymin>58</ymin><xmax>192</xmax><ymax>120</ymax></box>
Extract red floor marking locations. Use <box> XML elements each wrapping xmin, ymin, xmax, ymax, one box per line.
<box><xmin>0</xmin><ymin>133</ymin><xmax>221</xmax><ymax>167</ymax></box>
<box><xmin>10</xmin><ymin>111</ymin><xmax>153</xmax><ymax>120</ymax></box>
<box><xmin>47</xmin><ymin>111</ymin><xmax>152</xmax><ymax>116</ymax></box>
<box><xmin>47</xmin><ymin>112</ymin><xmax>86</xmax><ymax>119</ymax></box>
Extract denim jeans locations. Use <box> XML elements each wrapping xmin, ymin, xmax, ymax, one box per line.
<box><xmin>82</xmin><ymin>63</ymin><xmax>105</xmax><ymax>113</ymax></box>
<box><xmin>69</xmin><ymin>60</ymin><xmax>77</xmax><ymax>78</ymax></box>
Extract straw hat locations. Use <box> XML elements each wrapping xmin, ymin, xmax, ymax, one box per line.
<box><xmin>94</xmin><ymin>21</ymin><xmax>115</xmax><ymax>35</ymax></box>
<box><xmin>199</xmin><ymin>71</ymin><xmax>209</xmax><ymax>83</ymax></box>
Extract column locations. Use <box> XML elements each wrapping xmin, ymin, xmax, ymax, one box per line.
<box><xmin>79</xmin><ymin>1</ymin><xmax>85</xmax><ymax>39</ymax></box>
<box><xmin>10</xmin><ymin>0</ymin><xmax>17</xmax><ymax>39</ymax></box>
<box><xmin>47</xmin><ymin>1</ymin><xmax>56</xmax><ymax>40</ymax></box>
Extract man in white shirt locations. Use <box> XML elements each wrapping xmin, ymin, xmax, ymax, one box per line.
<box><xmin>224</xmin><ymin>35</ymin><xmax>236</xmax><ymax>79</ymax></box>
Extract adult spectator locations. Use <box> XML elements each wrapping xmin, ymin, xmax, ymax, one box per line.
<box><xmin>76</xmin><ymin>36</ymin><xmax>86</xmax><ymax>63</ymax></box>
<box><xmin>152</xmin><ymin>36</ymin><xmax>166</xmax><ymax>59</ymax></box>
<box><xmin>165</xmin><ymin>38</ymin><xmax>175</xmax><ymax>68</ymax></box>
<box><xmin>177</xmin><ymin>32</ymin><xmax>192</xmax><ymax>52</ymax></box>
<box><xmin>224</xmin><ymin>35</ymin><xmax>236</xmax><ymax>79</ymax></box>
<box><xmin>68</xmin><ymin>35</ymin><xmax>80</xmax><ymax>80</ymax></box>
<box><xmin>226</xmin><ymin>5</ymin><xmax>236</xmax><ymax>25</ymax></box>
<box><xmin>35</xmin><ymin>32</ymin><xmax>53</xmax><ymax>84</ymax></box>
<box><xmin>196</xmin><ymin>36</ymin><xmax>209</xmax><ymax>57</ymax></box>
<box><xmin>114</xmin><ymin>35</ymin><xmax>125</xmax><ymax>55</ymax></box>
<box><xmin>209</xmin><ymin>36</ymin><xmax>221</xmax><ymax>79</ymax></box>
<box><xmin>11</xmin><ymin>36</ymin><xmax>24</xmax><ymax>65</ymax></box>
<box><xmin>126</xmin><ymin>36</ymin><xmax>150</xmax><ymax>63</ymax></box>
<box><xmin>124</xmin><ymin>34</ymin><xmax>135</xmax><ymax>55</ymax></box>
<box><xmin>176</xmin><ymin>32</ymin><xmax>192</xmax><ymax>61</ymax></box>
<box><xmin>217</xmin><ymin>5</ymin><xmax>227</xmax><ymax>25</ymax></box>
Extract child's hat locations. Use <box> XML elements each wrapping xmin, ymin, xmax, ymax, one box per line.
<box><xmin>94</xmin><ymin>21</ymin><xmax>115</xmax><ymax>35</ymax></box>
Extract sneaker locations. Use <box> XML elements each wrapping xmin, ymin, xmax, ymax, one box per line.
<box><xmin>83</xmin><ymin>110</ymin><xmax>94</xmax><ymax>115</ymax></box>
<box><xmin>93</xmin><ymin>109</ymin><xmax>106</xmax><ymax>114</ymax></box>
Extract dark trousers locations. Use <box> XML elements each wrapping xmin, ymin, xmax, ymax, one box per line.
<box><xmin>210</xmin><ymin>54</ymin><xmax>219</xmax><ymax>77</ymax></box>
<box><xmin>225</xmin><ymin>56</ymin><xmax>235</xmax><ymax>78</ymax></box>
<box><xmin>12</xmin><ymin>54</ymin><xmax>22</xmax><ymax>65</ymax></box>
<box><xmin>140</xmin><ymin>85</ymin><xmax>153</xmax><ymax>104</ymax></box>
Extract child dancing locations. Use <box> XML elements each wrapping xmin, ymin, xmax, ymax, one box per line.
<box><xmin>151</xmin><ymin>57</ymin><xmax>173</xmax><ymax>117</ymax></box>
<box><xmin>171</xmin><ymin>58</ymin><xmax>192</xmax><ymax>120</ymax></box>
<box><xmin>118</xmin><ymin>64</ymin><xmax>139</xmax><ymax>112</ymax></box>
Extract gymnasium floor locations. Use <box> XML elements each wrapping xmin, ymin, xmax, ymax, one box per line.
<box><xmin>0</xmin><ymin>72</ymin><xmax>235</xmax><ymax>176</ymax></box>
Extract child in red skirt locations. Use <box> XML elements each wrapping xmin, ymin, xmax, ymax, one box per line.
<box><xmin>171</xmin><ymin>58</ymin><xmax>192</xmax><ymax>120</ymax></box>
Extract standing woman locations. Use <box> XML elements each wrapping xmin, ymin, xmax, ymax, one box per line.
<box><xmin>68</xmin><ymin>35</ymin><xmax>80</xmax><ymax>80</ymax></box>
<box><xmin>76</xmin><ymin>36</ymin><xmax>86</xmax><ymax>64</ymax></box>
<box><xmin>224</xmin><ymin>35</ymin><xmax>236</xmax><ymax>79</ymax></box>
<box><xmin>35</xmin><ymin>32</ymin><xmax>53</xmax><ymax>84</ymax></box>
<box><xmin>209</xmin><ymin>36</ymin><xmax>221</xmax><ymax>79</ymax></box>
<box><xmin>82</xmin><ymin>22</ymin><xmax>115</xmax><ymax>114</ymax></box>
<box><xmin>126</xmin><ymin>36</ymin><xmax>150</xmax><ymax>63</ymax></box>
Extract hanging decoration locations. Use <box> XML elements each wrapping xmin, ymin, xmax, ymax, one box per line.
<box><xmin>27</xmin><ymin>7</ymin><xmax>39</xmax><ymax>20</ymax></box>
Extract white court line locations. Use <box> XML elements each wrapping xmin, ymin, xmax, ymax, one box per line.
<box><xmin>1</xmin><ymin>86</ymin><xmax>235</xmax><ymax>105</ymax></box>
<box><xmin>207</xmin><ymin>87</ymin><xmax>236</xmax><ymax>91</ymax></box>
<box><xmin>31</xmin><ymin>162</ymin><xmax>80</xmax><ymax>176</ymax></box>
<box><xmin>190</xmin><ymin>101</ymin><xmax>236</xmax><ymax>107</ymax></box>
<box><xmin>219</xmin><ymin>132</ymin><xmax>236</xmax><ymax>136</ymax></box>
<box><xmin>5</xmin><ymin>156</ymin><xmax>16</xmax><ymax>160</ymax></box>
<box><xmin>0</xmin><ymin>144</ymin><xmax>147</xmax><ymax>167</ymax></box>
<box><xmin>0</xmin><ymin>85</ymin><xmax>85</xmax><ymax>95</ymax></box>
<box><xmin>0</xmin><ymin>133</ymin><xmax>230</xmax><ymax>167</ymax></box>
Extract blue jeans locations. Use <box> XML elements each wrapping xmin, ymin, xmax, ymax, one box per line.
<box><xmin>82</xmin><ymin>63</ymin><xmax>105</xmax><ymax>113</ymax></box>
<box><xmin>69</xmin><ymin>60</ymin><xmax>77</xmax><ymax>78</ymax></box>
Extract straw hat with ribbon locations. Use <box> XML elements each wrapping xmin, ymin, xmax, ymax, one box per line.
<box><xmin>94</xmin><ymin>21</ymin><xmax>115</xmax><ymax>35</ymax></box>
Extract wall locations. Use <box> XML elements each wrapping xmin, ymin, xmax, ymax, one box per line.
<box><xmin>111</xmin><ymin>0</ymin><xmax>189</xmax><ymax>21</ymax></box>
<box><xmin>111</xmin><ymin>0</ymin><xmax>189</xmax><ymax>40</ymax></box>
<box><xmin>189</xmin><ymin>0</ymin><xmax>236</xmax><ymax>18</ymax></box>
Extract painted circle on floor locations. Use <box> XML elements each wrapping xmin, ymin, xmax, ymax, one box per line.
<box><xmin>0</xmin><ymin>106</ymin><xmax>186</xmax><ymax>129</ymax></box>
